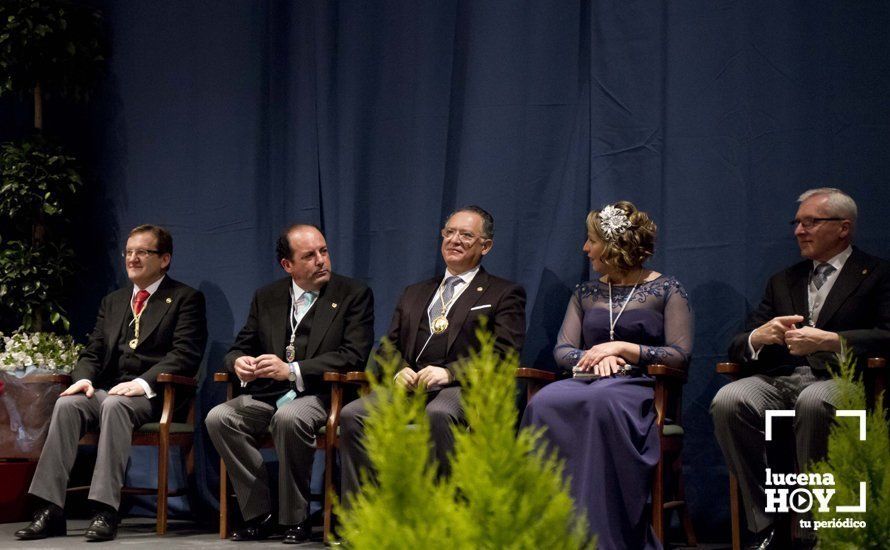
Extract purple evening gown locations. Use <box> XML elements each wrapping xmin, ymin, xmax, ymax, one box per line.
<box><xmin>521</xmin><ymin>276</ymin><xmax>693</xmax><ymax>550</ymax></box>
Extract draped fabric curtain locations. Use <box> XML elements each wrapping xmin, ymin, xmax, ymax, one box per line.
<box><xmin>4</xmin><ymin>0</ymin><xmax>887</xmax><ymax>536</ymax></box>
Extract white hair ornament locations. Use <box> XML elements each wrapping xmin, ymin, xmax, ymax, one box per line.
<box><xmin>598</xmin><ymin>205</ymin><xmax>631</xmax><ymax>241</ymax></box>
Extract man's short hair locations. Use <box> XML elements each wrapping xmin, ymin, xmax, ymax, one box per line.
<box><xmin>129</xmin><ymin>224</ymin><xmax>173</xmax><ymax>271</ymax></box>
<box><xmin>276</xmin><ymin>223</ymin><xmax>324</xmax><ymax>263</ymax></box>
<box><xmin>798</xmin><ymin>187</ymin><xmax>858</xmax><ymax>223</ymax></box>
<box><xmin>447</xmin><ymin>205</ymin><xmax>495</xmax><ymax>239</ymax></box>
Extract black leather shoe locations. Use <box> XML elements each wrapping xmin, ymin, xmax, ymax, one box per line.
<box><xmin>14</xmin><ymin>504</ymin><xmax>66</xmax><ymax>540</ymax></box>
<box><xmin>282</xmin><ymin>519</ymin><xmax>311</xmax><ymax>544</ymax></box>
<box><xmin>232</xmin><ymin>513</ymin><xmax>277</xmax><ymax>541</ymax></box>
<box><xmin>746</xmin><ymin>527</ymin><xmax>776</xmax><ymax>550</ymax></box>
<box><xmin>84</xmin><ymin>510</ymin><xmax>118</xmax><ymax>542</ymax></box>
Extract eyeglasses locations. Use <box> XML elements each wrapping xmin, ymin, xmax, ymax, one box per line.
<box><xmin>441</xmin><ymin>228</ymin><xmax>487</xmax><ymax>246</ymax></box>
<box><xmin>789</xmin><ymin>217</ymin><xmax>844</xmax><ymax>229</ymax></box>
<box><xmin>122</xmin><ymin>248</ymin><xmax>160</xmax><ymax>259</ymax></box>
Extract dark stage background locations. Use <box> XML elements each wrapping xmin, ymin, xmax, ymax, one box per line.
<box><xmin>2</xmin><ymin>0</ymin><xmax>889</xmax><ymax>539</ymax></box>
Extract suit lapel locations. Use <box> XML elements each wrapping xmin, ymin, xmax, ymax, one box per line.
<box><xmin>446</xmin><ymin>268</ymin><xmax>487</xmax><ymax>352</ymax></box>
<box><xmin>306</xmin><ymin>278</ymin><xmax>338</xmax><ymax>358</ymax></box>
<box><xmin>268</xmin><ymin>279</ymin><xmax>291</xmax><ymax>359</ymax></box>
<box><xmin>816</xmin><ymin>249</ymin><xmax>873</xmax><ymax>328</ymax></box>
<box><xmin>135</xmin><ymin>277</ymin><xmax>174</xmax><ymax>346</ymax></box>
<box><xmin>787</xmin><ymin>263</ymin><xmax>810</xmax><ymax>323</ymax></box>
<box><xmin>105</xmin><ymin>289</ymin><xmax>130</xmax><ymax>357</ymax></box>
<box><xmin>404</xmin><ymin>278</ymin><xmax>440</xmax><ymax>363</ymax></box>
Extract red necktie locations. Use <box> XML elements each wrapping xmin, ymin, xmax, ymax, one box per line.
<box><xmin>134</xmin><ymin>290</ymin><xmax>150</xmax><ymax>315</ymax></box>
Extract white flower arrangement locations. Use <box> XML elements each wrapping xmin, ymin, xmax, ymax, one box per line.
<box><xmin>0</xmin><ymin>331</ymin><xmax>83</xmax><ymax>373</ymax></box>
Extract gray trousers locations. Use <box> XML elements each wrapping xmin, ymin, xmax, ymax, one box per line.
<box><xmin>205</xmin><ymin>394</ymin><xmax>327</xmax><ymax>526</ymax></box>
<box><xmin>710</xmin><ymin>366</ymin><xmax>839</xmax><ymax>534</ymax></box>
<box><xmin>339</xmin><ymin>386</ymin><xmax>464</xmax><ymax>508</ymax></box>
<box><xmin>29</xmin><ymin>390</ymin><xmax>158</xmax><ymax>510</ymax></box>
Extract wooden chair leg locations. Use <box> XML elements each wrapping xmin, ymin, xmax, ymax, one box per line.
<box><xmin>219</xmin><ymin>458</ymin><xmax>229</xmax><ymax>539</ymax></box>
<box><xmin>652</xmin><ymin>456</ymin><xmax>665</xmax><ymax>543</ymax></box>
<box><xmin>323</xmin><ymin>447</ymin><xmax>335</xmax><ymax>544</ymax></box>
<box><xmin>157</xmin><ymin>435</ymin><xmax>170</xmax><ymax>535</ymax></box>
<box><xmin>729</xmin><ymin>472</ymin><xmax>741</xmax><ymax>550</ymax></box>
<box><xmin>677</xmin><ymin>458</ymin><xmax>697</xmax><ymax>546</ymax></box>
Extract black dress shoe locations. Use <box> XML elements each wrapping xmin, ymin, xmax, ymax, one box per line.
<box><xmin>84</xmin><ymin>510</ymin><xmax>118</xmax><ymax>542</ymax></box>
<box><xmin>282</xmin><ymin>519</ymin><xmax>311</xmax><ymax>544</ymax></box>
<box><xmin>746</xmin><ymin>527</ymin><xmax>776</xmax><ymax>550</ymax></box>
<box><xmin>14</xmin><ymin>504</ymin><xmax>66</xmax><ymax>540</ymax></box>
<box><xmin>232</xmin><ymin>513</ymin><xmax>277</xmax><ymax>541</ymax></box>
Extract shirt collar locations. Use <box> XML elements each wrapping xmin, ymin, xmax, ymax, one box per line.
<box><xmin>291</xmin><ymin>279</ymin><xmax>317</xmax><ymax>300</ymax></box>
<box><xmin>132</xmin><ymin>274</ymin><xmax>165</xmax><ymax>298</ymax></box>
<box><xmin>444</xmin><ymin>265</ymin><xmax>480</xmax><ymax>286</ymax></box>
<box><xmin>813</xmin><ymin>245</ymin><xmax>853</xmax><ymax>273</ymax></box>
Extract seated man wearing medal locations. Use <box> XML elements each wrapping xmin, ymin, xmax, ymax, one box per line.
<box><xmin>339</xmin><ymin>205</ymin><xmax>526</xmax><ymax>506</ymax></box>
<box><xmin>205</xmin><ymin>224</ymin><xmax>374</xmax><ymax>544</ymax></box>
<box><xmin>711</xmin><ymin>188</ymin><xmax>890</xmax><ymax>550</ymax></box>
<box><xmin>16</xmin><ymin>224</ymin><xmax>208</xmax><ymax>542</ymax></box>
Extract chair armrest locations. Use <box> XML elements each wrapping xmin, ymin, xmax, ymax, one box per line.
<box><xmin>647</xmin><ymin>364</ymin><xmax>687</xmax><ymax>382</ymax></box>
<box><xmin>716</xmin><ymin>362</ymin><xmax>742</xmax><ymax>375</ymax></box>
<box><xmin>346</xmin><ymin>371</ymin><xmax>370</xmax><ymax>385</ymax></box>
<box><xmin>323</xmin><ymin>372</ymin><xmax>346</xmax><ymax>383</ymax></box>
<box><xmin>515</xmin><ymin>367</ymin><xmax>556</xmax><ymax>382</ymax></box>
<box><xmin>21</xmin><ymin>374</ymin><xmax>72</xmax><ymax>385</ymax></box>
<box><xmin>156</xmin><ymin>373</ymin><xmax>197</xmax><ymax>388</ymax></box>
<box><xmin>214</xmin><ymin>372</ymin><xmax>230</xmax><ymax>383</ymax></box>
<box><xmin>868</xmin><ymin>357</ymin><xmax>886</xmax><ymax>369</ymax></box>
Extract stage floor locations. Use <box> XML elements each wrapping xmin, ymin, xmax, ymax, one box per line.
<box><xmin>0</xmin><ymin>519</ymin><xmax>728</xmax><ymax>548</ymax></box>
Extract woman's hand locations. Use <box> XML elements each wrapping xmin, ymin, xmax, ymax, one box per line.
<box><xmin>575</xmin><ymin>341</ymin><xmax>629</xmax><ymax>372</ymax></box>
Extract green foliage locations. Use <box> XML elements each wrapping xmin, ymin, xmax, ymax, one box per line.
<box><xmin>0</xmin><ymin>136</ymin><xmax>82</xmax><ymax>332</ymax></box>
<box><xmin>0</xmin><ymin>0</ymin><xmax>104</xmax><ymax>100</ymax></box>
<box><xmin>336</xmin><ymin>329</ymin><xmax>593</xmax><ymax>549</ymax></box>
<box><xmin>0</xmin><ymin>136</ymin><xmax>82</xmax><ymax>227</ymax></box>
<box><xmin>808</xmin><ymin>339</ymin><xmax>890</xmax><ymax>549</ymax></box>
<box><xmin>0</xmin><ymin>329</ymin><xmax>82</xmax><ymax>372</ymax></box>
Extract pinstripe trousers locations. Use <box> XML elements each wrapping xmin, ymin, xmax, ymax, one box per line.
<box><xmin>206</xmin><ymin>394</ymin><xmax>327</xmax><ymax>525</ymax></box>
<box><xmin>710</xmin><ymin>366</ymin><xmax>839</xmax><ymax>534</ymax></box>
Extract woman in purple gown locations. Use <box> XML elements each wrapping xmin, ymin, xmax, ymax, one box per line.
<box><xmin>521</xmin><ymin>201</ymin><xmax>693</xmax><ymax>550</ymax></box>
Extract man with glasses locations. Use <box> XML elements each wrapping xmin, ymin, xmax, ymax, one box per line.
<box><xmin>711</xmin><ymin>188</ymin><xmax>890</xmax><ymax>549</ymax></box>
<box><xmin>16</xmin><ymin>225</ymin><xmax>207</xmax><ymax>542</ymax></box>
<box><xmin>205</xmin><ymin>224</ymin><xmax>373</xmax><ymax>543</ymax></box>
<box><xmin>339</xmin><ymin>205</ymin><xmax>526</xmax><ymax>506</ymax></box>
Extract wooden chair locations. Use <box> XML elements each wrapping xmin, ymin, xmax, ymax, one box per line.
<box><xmin>214</xmin><ymin>371</ymin><xmax>347</xmax><ymax>544</ymax></box>
<box><xmin>517</xmin><ymin>365</ymin><xmax>698</xmax><ymax>547</ymax></box>
<box><xmin>716</xmin><ymin>357</ymin><xmax>887</xmax><ymax>550</ymax></box>
<box><xmin>24</xmin><ymin>372</ymin><xmax>198</xmax><ymax>536</ymax></box>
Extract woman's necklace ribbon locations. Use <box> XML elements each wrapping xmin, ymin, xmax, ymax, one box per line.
<box><xmin>608</xmin><ymin>272</ymin><xmax>644</xmax><ymax>341</ymax></box>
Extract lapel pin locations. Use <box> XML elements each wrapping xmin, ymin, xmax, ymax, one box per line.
<box><xmin>862</xmin><ymin>269</ymin><xmax>868</xmax><ymax>275</ymax></box>
<box><xmin>476</xmin><ymin>286</ymin><xmax>483</xmax><ymax>292</ymax></box>
<box><xmin>332</xmin><ymin>303</ymin><xmax>338</xmax><ymax>308</ymax></box>
<box><xmin>165</xmin><ymin>297</ymin><xmax>172</xmax><ymax>304</ymax></box>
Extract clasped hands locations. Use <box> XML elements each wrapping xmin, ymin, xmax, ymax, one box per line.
<box><xmin>750</xmin><ymin>315</ymin><xmax>839</xmax><ymax>356</ymax></box>
<box><xmin>234</xmin><ymin>354</ymin><xmax>291</xmax><ymax>382</ymax></box>
<box><xmin>395</xmin><ymin>366</ymin><xmax>451</xmax><ymax>390</ymax></box>
<box><xmin>574</xmin><ymin>341</ymin><xmax>630</xmax><ymax>376</ymax></box>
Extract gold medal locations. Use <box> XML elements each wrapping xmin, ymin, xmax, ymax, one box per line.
<box><xmin>129</xmin><ymin>338</ymin><xmax>138</xmax><ymax>349</ymax></box>
<box><xmin>431</xmin><ymin>316</ymin><xmax>449</xmax><ymax>334</ymax></box>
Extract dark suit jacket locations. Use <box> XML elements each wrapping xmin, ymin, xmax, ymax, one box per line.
<box><xmin>385</xmin><ymin>266</ymin><xmax>526</xmax><ymax>379</ymax></box>
<box><xmin>728</xmin><ymin>247</ymin><xmax>890</xmax><ymax>373</ymax></box>
<box><xmin>72</xmin><ymin>276</ymin><xmax>208</xmax><ymax>393</ymax></box>
<box><xmin>225</xmin><ymin>273</ymin><xmax>375</xmax><ymax>396</ymax></box>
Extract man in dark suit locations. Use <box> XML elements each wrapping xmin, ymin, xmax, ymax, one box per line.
<box><xmin>206</xmin><ymin>224</ymin><xmax>374</xmax><ymax>543</ymax></box>
<box><xmin>339</xmin><ymin>205</ymin><xmax>526</xmax><ymax>505</ymax></box>
<box><xmin>16</xmin><ymin>225</ymin><xmax>207</xmax><ymax>542</ymax></box>
<box><xmin>711</xmin><ymin>188</ymin><xmax>890</xmax><ymax>550</ymax></box>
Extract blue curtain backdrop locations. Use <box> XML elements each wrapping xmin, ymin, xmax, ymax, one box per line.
<box><xmin>3</xmin><ymin>0</ymin><xmax>889</xmax><ymax>538</ymax></box>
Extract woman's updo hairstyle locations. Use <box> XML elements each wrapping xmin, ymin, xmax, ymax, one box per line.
<box><xmin>586</xmin><ymin>200</ymin><xmax>657</xmax><ymax>273</ymax></box>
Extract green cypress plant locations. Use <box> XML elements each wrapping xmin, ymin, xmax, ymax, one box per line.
<box><xmin>335</xmin><ymin>328</ymin><xmax>593</xmax><ymax>549</ymax></box>
<box><xmin>808</xmin><ymin>340</ymin><xmax>890</xmax><ymax>549</ymax></box>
